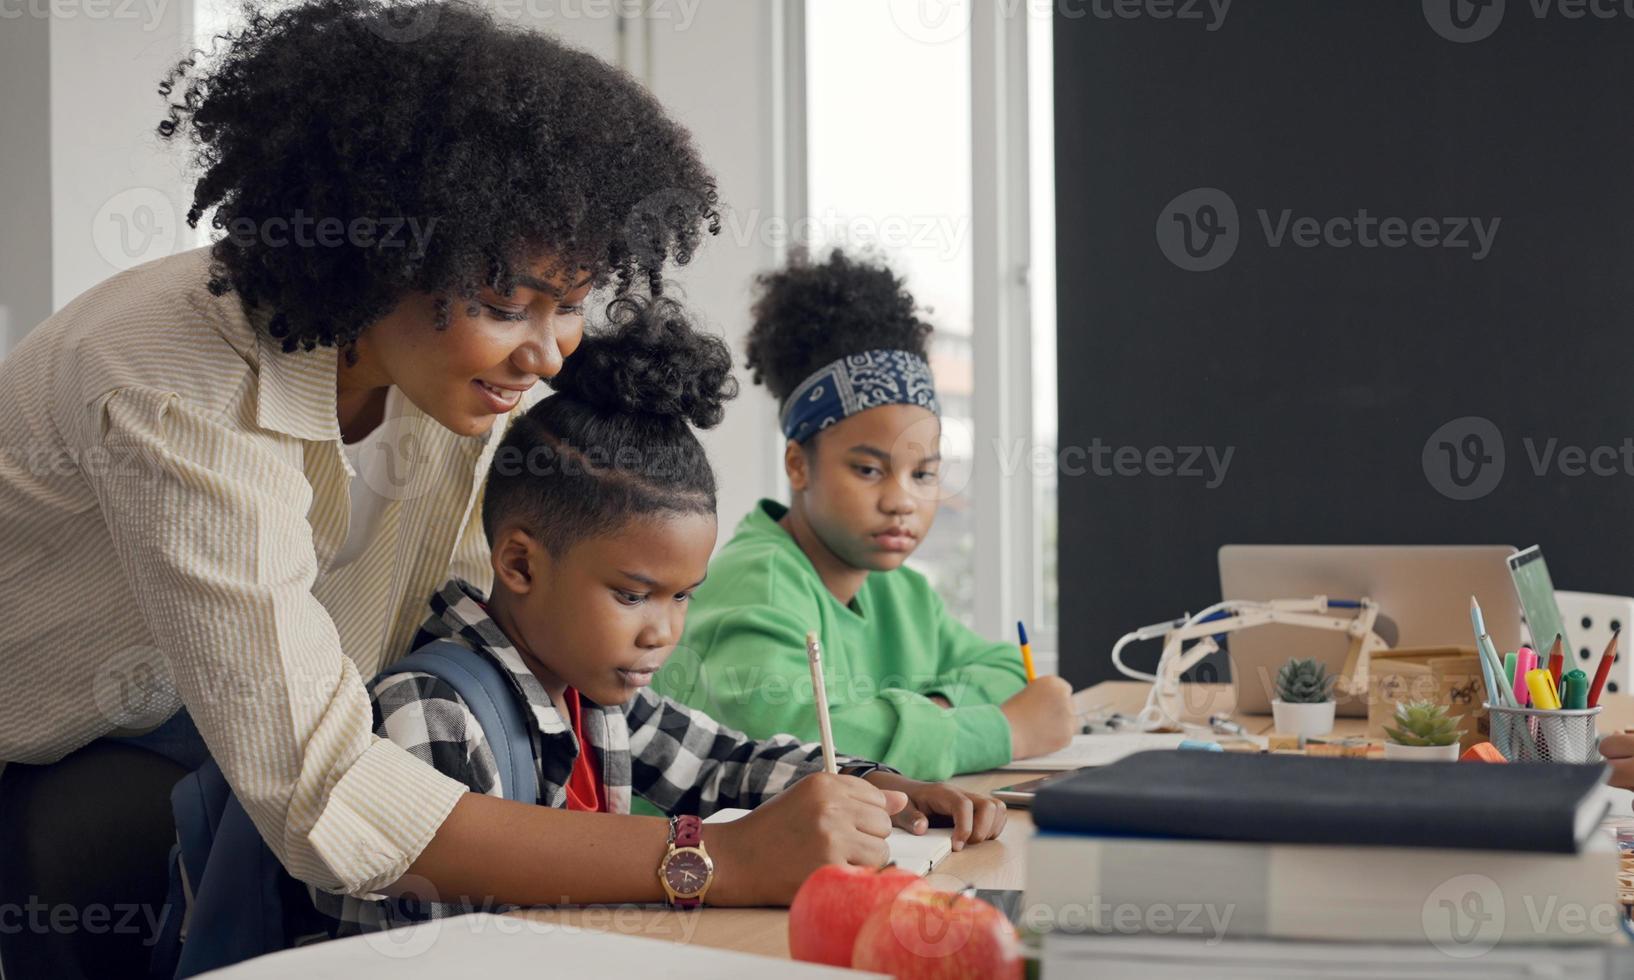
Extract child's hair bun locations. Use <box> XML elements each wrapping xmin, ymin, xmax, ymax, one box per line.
<box><xmin>546</xmin><ymin>294</ymin><xmax>738</xmax><ymax>430</ymax></box>
<box><xmin>744</xmin><ymin>247</ymin><xmax>933</xmax><ymax>404</ymax></box>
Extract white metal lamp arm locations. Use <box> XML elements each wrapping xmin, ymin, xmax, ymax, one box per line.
<box><xmin>1109</xmin><ymin>597</ymin><xmax>1388</xmax><ymax>730</ymax></box>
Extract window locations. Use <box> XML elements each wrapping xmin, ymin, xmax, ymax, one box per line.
<box><xmin>1028</xmin><ymin>2</ymin><xmax>1058</xmax><ymax>645</ymax></box>
<box><xmin>800</xmin><ymin>1</ymin><xmax>1056</xmax><ymax>657</ymax></box>
<box><xmin>805</xmin><ymin>0</ymin><xmax>979</xmax><ymax>621</ymax></box>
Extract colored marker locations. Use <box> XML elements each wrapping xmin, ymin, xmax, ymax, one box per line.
<box><xmin>1563</xmin><ymin>669</ymin><xmax>1589</xmax><ymax>710</ymax></box>
<box><xmin>1504</xmin><ymin>651</ymin><xmax>1518</xmax><ymax>689</ymax></box>
<box><xmin>1526</xmin><ymin>668</ymin><xmax>1561</xmax><ymax>711</ymax></box>
<box><xmin>1514</xmin><ymin>648</ymin><xmax>1537</xmax><ymax>707</ymax></box>
<box><xmin>1018</xmin><ymin>621</ymin><xmax>1036</xmax><ymax>682</ymax></box>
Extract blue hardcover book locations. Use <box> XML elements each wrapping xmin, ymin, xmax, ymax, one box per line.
<box><xmin>1032</xmin><ymin>751</ymin><xmax>1609</xmax><ymax>853</ymax></box>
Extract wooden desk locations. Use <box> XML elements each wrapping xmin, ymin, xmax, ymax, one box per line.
<box><xmin>1081</xmin><ymin>679</ymin><xmax>1634</xmax><ymax>736</ymax></box>
<box><xmin>511</xmin><ymin>682</ymin><xmax>1634</xmax><ymax>958</ymax></box>
<box><xmin>511</xmin><ymin>772</ymin><xmax>1036</xmax><ymax>959</ymax></box>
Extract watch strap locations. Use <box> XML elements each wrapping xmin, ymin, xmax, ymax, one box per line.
<box><xmin>671</xmin><ymin>814</ymin><xmax>702</xmax><ymax>848</ymax></box>
<box><xmin>837</xmin><ymin>762</ymin><xmax>890</xmax><ymax>780</ymax></box>
<box><xmin>663</xmin><ymin>815</ymin><xmax>706</xmax><ymax>909</ymax></box>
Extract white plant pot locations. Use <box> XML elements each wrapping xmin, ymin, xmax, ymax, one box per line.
<box><xmin>1271</xmin><ymin>699</ymin><xmax>1336</xmax><ymax>738</ymax></box>
<box><xmin>1384</xmin><ymin>741</ymin><xmax>1461</xmax><ymax>762</ymax></box>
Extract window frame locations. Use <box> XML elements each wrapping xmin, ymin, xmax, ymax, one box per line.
<box><xmin>783</xmin><ymin>1</ymin><xmax>1052</xmax><ymax>666</ymax></box>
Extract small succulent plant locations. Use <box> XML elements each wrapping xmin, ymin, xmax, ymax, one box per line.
<box><xmin>1274</xmin><ymin>658</ymin><xmax>1336</xmax><ymax>704</ymax></box>
<box><xmin>1383</xmin><ymin>700</ymin><xmax>1462</xmax><ymax>747</ymax></box>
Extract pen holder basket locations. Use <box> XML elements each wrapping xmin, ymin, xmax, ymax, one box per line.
<box><xmin>1484</xmin><ymin>703</ymin><xmax>1602</xmax><ymax>763</ymax></box>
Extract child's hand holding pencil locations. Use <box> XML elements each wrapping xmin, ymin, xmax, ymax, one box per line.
<box><xmin>705</xmin><ymin>772</ymin><xmax>910</xmax><ymax>906</ymax></box>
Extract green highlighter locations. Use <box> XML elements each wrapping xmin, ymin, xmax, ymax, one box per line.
<box><xmin>1563</xmin><ymin>669</ymin><xmax>1590</xmax><ymax>710</ymax></box>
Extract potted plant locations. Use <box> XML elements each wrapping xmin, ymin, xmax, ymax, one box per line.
<box><xmin>1382</xmin><ymin>700</ymin><xmax>1462</xmax><ymax>761</ymax></box>
<box><xmin>1271</xmin><ymin>658</ymin><xmax>1337</xmax><ymax>737</ymax></box>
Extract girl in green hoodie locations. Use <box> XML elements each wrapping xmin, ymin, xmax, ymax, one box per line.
<box><xmin>653</xmin><ymin>250</ymin><xmax>1075</xmax><ymax>781</ymax></box>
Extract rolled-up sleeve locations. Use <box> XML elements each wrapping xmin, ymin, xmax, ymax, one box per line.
<box><xmin>87</xmin><ymin>385</ymin><xmax>467</xmax><ymax>898</ymax></box>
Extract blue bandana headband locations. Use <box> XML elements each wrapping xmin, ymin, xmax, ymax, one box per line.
<box><xmin>778</xmin><ymin>349</ymin><xmax>941</xmax><ymax>443</ymax></box>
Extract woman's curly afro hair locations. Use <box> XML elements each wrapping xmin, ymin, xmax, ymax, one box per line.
<box><xmin>482</xmin><ymin>295</ymin><xmax>738</xmax><ymax>556</ymax></box>
<box><xmin>158</xmin><ymin>0</ymin><xmax>720</xmax><ymax>354</ymax></box>
<box><xmin>743</xmin><ymin>247</ymin><xmax>934</xmax><ymax>405</ymax></box>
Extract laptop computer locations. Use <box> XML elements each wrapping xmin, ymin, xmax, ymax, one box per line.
<box><xmin>1218</xmin><ymin>545</ymin><xmax>1521</xmax><ymax>717</ymax></box>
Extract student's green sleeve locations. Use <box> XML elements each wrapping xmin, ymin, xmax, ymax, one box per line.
<box><xmin>922</xmin><ymin>607</ymin><xmax>1030</xmax><ymax>708</ymax></box>
<box><xmin>671</xmin><ymin>608</ymin><xmax>1014</xmax><ymax>781</ymax></box>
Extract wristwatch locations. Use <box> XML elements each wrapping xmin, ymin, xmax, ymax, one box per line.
<box><xmin>658</xmin><ymin>815</ymin><xmax>714</xmax><ymax>908</ymax></box>
<box><xmin>837</xmin><ymin>762</ymin><xmax>887</xmax><ymax>781</ymax></box>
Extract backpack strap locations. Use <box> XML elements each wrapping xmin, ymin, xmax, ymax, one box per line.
<box><xmin>381</xmin><ymin>640</ymin><xmax>539</xmax><ymax>805</ymax></box>
<box><xmin>152</xmin><ymin>640</ymin><xmax>538</xmax><ymax>979</ymax></box>
<box><xmin>164</xmin><ymin>762</ymin><xmax>290</xmax><ymax>979</ymax></box>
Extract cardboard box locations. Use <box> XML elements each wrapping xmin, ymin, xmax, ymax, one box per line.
<box><xmin>1367</xmin><ymin>646</ymin><xmax>1489</xmax><ymax>750</ymax></box>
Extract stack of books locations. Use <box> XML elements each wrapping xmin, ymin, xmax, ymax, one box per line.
<box><xmin>1024</xmin><ymin>751</ymin><xmax>1629</xmax><ymax>977</ymax></box>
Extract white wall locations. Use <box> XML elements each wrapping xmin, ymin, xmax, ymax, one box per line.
<box><xmin>49</xmin><ymin>0</ymin><xmax>196</xmax><ymax>314</ymax></box>
<box><xmin>0</xmin><ymin>7</ymin><xmax>54</xmax><ymax>353</ymax></box>
<box><xmin>646</xmin><ymin>1</ymin><xmax>786</xmax><ymax>534</ymax></box>
<box><xmin>486</xmin><ymin>0</ymin><xmax>620</xmax><ymax>62</ymax></box>
<box><xmin>489</xmin><ymin>0</ymin><xmax>786</xmax><ymax>528</ymax></box>
<box><xmin>5</xmin><ymin>0</ymin><xmax>786</xmax><ymax>510</ymax></box>
<box><xmin>1</xmin><ymin>0</ymin><xmax>198</xmax><ymax>354</ymax></box>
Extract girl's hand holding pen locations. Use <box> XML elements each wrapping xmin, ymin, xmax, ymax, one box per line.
<box><xmin>1001</xmin><ymin>676</ymin><xmax>1076</xmax><ymax>759</ymax></box>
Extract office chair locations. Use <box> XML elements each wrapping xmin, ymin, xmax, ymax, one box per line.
<box><xmin>0</xmin><ymin>742</ymin><xmax>185</xmax><ymax>979</ymax></box>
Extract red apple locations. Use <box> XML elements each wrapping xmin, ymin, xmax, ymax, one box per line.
<box><xmin>788</xmin><ymin>864</ymin><xmax>921</xmax><ymax>967</ymax></box>
<box><xmin>851</xmin><ymin>881</ymin><xmax>1023</xmax><ymax>979</ymax></box>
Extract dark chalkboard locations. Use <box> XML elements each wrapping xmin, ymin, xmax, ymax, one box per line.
<box><xmin>1054</xmin><ymin>0</ymin><xmax>1634</xmax><ymax>688</ymax></box>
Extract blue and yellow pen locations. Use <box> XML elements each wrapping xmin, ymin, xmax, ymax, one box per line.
<box><xmin>1018</xmin><ymin>621</ymin><xmax>1036</xmax><ymax>682</ymax></box>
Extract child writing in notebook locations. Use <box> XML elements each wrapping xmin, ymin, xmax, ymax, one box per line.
<box><xmin>651</xmin><ymin>249</ymin><xmax>1075</xmax><ymax>782</ymax></box>
<box><xmin>313</xmin><ymin>295</ymin><xmax>1005</xmax><ymax>935</ymax></box>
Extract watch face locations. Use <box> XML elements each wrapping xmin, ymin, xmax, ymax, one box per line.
<box><xmin>664</xmin><ymin>847</ymin><xmax>711</xmax><ymax>897</ymax></box>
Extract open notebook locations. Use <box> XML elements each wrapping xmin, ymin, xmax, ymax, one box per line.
<box><xmin>703</xmin><ymin>808</ymin><xmax>953</xmax><ymax>876</ymax></box>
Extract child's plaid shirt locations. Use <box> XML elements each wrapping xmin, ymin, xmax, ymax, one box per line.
<box><xmin>312</xmin><ymin>578</ymin><xmax>888</xmax><ymax>936</ymax></box>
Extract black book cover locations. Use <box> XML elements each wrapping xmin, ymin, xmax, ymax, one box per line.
<box><xmin>1032</xmin><ymin>752</ymin><xmax>1609</xmax><ymax>853</ymax></box>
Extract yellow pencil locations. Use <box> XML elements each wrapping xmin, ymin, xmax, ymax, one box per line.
<box><xmin>1018</xmin><ymin>621</ymin><xmax>1037</xmax><ymax>682</ymax></box>
<box><xmin>806</xmin><ymin>631</ymin><xmax>838</xmax><ymax>774</ymax></box>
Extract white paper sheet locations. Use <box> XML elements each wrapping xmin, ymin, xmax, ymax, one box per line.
<box><xmin>200</xmin><ymin>912</ymin><xmax>876</xmax><ymax>978</ymax></box>
<box><xmin>997</xmin><ymin>732</ymin><xmax>1192</xmax><ymax>771</ymax></box>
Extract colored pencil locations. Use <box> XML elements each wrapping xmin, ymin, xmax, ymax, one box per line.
<box><xmin>1589</xmin><ymin>629</ymin><xmax>1619</xmax><ymax>708</ymax></box>
<box><xmin>805</xmin><ymin>632</ymin><xmax>838</xmax><ymax>773</ymax></box>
